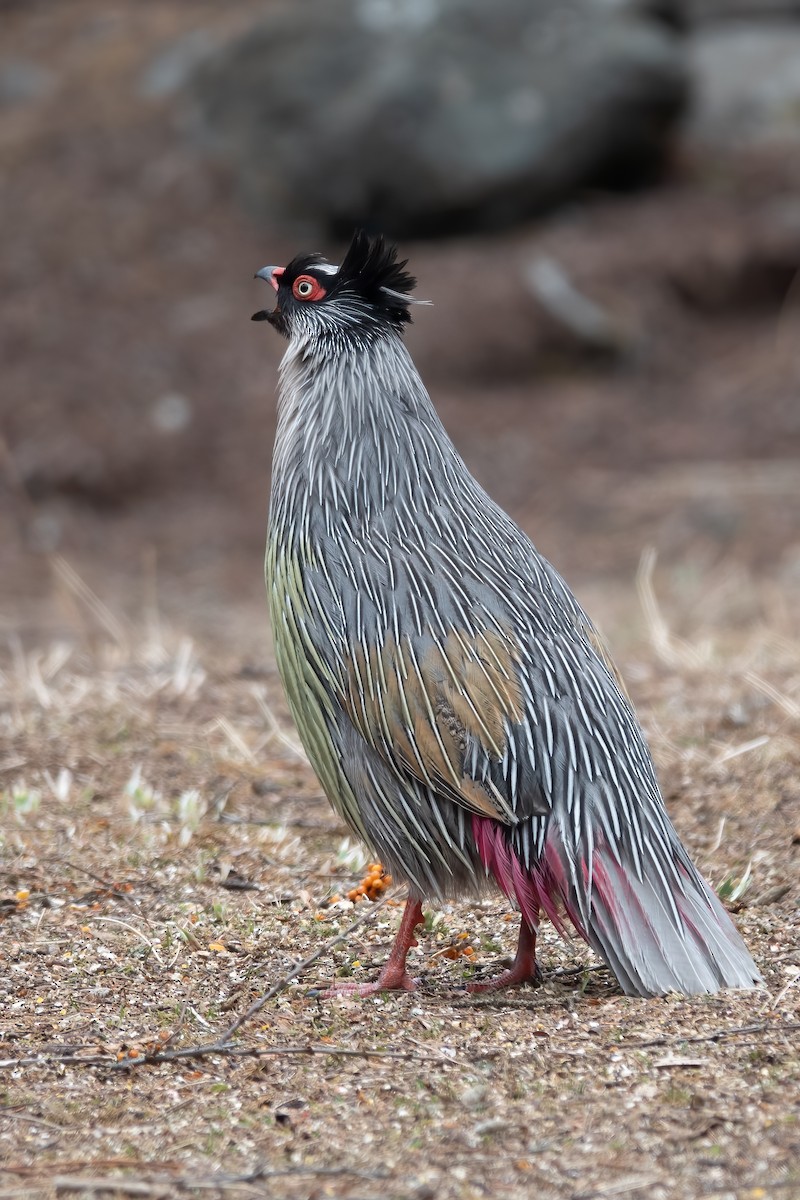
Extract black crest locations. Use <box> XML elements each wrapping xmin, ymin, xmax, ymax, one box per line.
<box><xmin>335</xmin><ymin>231</ymin><xmax>418</xmax><ymax>327</ymax></box>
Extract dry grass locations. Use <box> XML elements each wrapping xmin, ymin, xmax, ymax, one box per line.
<box><xmin>1</xmin><ymin>565</ymin><xmax>799</xmax><ymax>1200</ymax></box>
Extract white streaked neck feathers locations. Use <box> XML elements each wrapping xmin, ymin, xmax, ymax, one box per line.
<box><xmin>271</xmin><ymin>329</ymin><xmax>457</xmax><ymax>526</ymax></box>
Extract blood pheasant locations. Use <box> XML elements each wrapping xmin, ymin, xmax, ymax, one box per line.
<box><xmin>253</xmin><ymin>232</ymin><xmax>760</xmax><ymax>998</ymax></box>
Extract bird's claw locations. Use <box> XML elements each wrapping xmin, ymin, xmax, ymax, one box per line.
<box><xmin>465</xmin><ymin>959</ymin><xmax>543</xmax><ymax>993</ymax></box>
<box><xmin>314</xmin><ymin>970</ymin><xmax>418</xmax><ymax>998</ymax></box>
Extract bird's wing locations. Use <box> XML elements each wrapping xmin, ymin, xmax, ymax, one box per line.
<box><xmin>337</xmin><ymin>621</ymin><xmax>554</xmax><ymax>826</ymax></box>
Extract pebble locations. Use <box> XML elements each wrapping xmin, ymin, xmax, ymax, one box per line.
<box><xmin>459</xmin><ymin>1083</ymin><xmax>488</xmax><ymax>1109</ymax></box>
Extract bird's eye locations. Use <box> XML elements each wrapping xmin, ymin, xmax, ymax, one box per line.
<box><xmin>292</xmin><ymin>275</ymin><xmax>326</xmax><ymax>301</ymax></box>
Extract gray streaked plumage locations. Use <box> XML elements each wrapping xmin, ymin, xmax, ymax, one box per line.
<box><xmin>256</xmin><ymin>232</ymin><xmax>760</xmax><ymax>998</ymax></box>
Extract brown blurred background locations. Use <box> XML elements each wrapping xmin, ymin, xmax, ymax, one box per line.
<box><xmin>2</xmin><ymin>0</ymin><xmax>800</xmax><ymax>647</ymax></box>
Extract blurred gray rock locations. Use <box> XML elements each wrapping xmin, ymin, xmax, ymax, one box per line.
<box><xmin>139</xmin><ymin>30</ymin><xmax>216</xmax><ymax>100</ymax></box>
<box><xmin>592</xmin><ymin>0</ymin><xmax>687</xmax><ymax>30</ymax></box>
<box><xmin>688</xmin><ymin>22</ymin><xmax>800</xmax><ymax>145</ymax></box>
<box><xmin>686</xmin><ymin>1</ymin><xmax>800</xmax><ymax>21</ymax></box>
<box><xmin>0</xmin><ymin>60</ymin><xmax>56</xmax><ymax>107</ymax></box>
<box><xmin>188</xmin><ymin>0</ymin><xmax>688</xmax><ymax>237</ymax></box>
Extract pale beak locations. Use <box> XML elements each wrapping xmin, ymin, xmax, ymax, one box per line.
<box><xmin>255</xmin><ymin>265</ymin><xmax>285</xmax><ymax>292</ymax></box>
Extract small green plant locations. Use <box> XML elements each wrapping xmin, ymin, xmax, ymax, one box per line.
<box><xmin>125</xmin><ymin>765</ymin><xmax>161</xmax><ymax>823</ymax></box>
<box><xmin>424</xmin><ymin>909</ymin><xmax>447</xmax><ymax>936</ymax></box>
<box><xmin>663</xmin><ymin>1085</ymin><xmax>692</xmax><ymax>1105</ymax></box>
<box><xmin>44</xmin><ymin>767</ymin><xmax>72</xmax><ymax>803</ymax></box>
<box><xmin>578</xmin><ymin>967</ymin><xmax>593</xmax><ymax>994</ymax></box>
<box><xmin>175</xmin><ymin>787</ymin><xmax>206</xmax><ymax>846</ymax></box>
<box><xmin>192</xmin><ymin>849</ymin><xmax>213</xmax><ymax>882</ymax></box>
<box><xmin>1</xmin><ymin>782</ymin><xmax>42</xmax><ymax>824</ymax></box>
<box><xmin>717</xmin><ymin>861</ymin><xmax>753</xmax><ymax>904</ymax></box>
<box><xmin>335</xmin><ymin>837</ymin><xmax>369</xmax><ymax>873</ymax></box>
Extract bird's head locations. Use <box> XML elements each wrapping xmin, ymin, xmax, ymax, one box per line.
<box><xmin>252</xmin><ymin>230</ymin><xmax>428</xmax><ymax>344</ymax></box>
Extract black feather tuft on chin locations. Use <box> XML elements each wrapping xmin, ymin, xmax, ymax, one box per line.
<box><xmin>252</xmin><ymin>306</ymin><xmax>290</xmax><ymax>338</ymax></box>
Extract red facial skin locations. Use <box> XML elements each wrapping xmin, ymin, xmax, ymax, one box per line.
<box><xmin>291</xmin><ymin>273</ymin><xmax>327</xmax><ymax>302</ymax></box>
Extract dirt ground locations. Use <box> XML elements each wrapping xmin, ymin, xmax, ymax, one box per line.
<box><xmin>1</xmin><ymin>3</ymin><xmax>800</xmax><ymax>1199</ymax></box>
<box><xmin>0</xmin><ymin>580</ymin><xmax>799</xmax><ymax>1200</ymax></box>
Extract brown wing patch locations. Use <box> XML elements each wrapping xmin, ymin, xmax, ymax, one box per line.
<box><xmin>341</xmin><ymin>627</ymin><xmax>524</xmax><ymax>823</ymax></box>
<box><xmin>426</xmin><ymin>628</ymin><xmax>524</xmax><ymax>753</ymax></box>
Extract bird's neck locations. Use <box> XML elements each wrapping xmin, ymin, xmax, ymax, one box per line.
<box><xmin>270</xmin><ymin>331</ymin><xmax>462</xmax><ymax>533</ymax></box>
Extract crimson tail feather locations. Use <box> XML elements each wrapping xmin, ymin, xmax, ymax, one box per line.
<box><xmin>472</xmin><ymin>815</ymin><xmax>761</xmax><ymax>997</ymax></box>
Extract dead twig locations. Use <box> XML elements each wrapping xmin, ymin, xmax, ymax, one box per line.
<box><xmin>0</xmin><ymin>1107</ymin><xmax>66</xmax><ymax>1131</ymax></box>
<box><xmin>0</xmin><ymin>1040</ymin><xmax>451</xmax><ymax>1072</ymax></box>
<box><xmin>701</xmin><ymin>1182</ymin><xmax>800</xmax><ymax>1199</ymax></box>
<box><xmin>571</xmin><ymin>1176</ymin><xmax>664</xmax><ymax>1199</ymax></box>
<box><xmin>3</xmin><ymin>1160</ymin><xmax>182</xmax><ymax>1177</ymax></box>
<box><xmin>548</xmin><ymin>963</ymin><xmax>608</xmax><ymax>980</ymax></box>
<box><xmin>614</xmin><ymin>1021</ymin><xmax>800</xmax><ymax>1050</ymax></box>
<box><xmin>53</xmin><ymin>1181</ymin><xmax>167</xmax><ymax>1197</ymax></box>
<box><xmin>109</xmin><ymin>1039</ymin><xmax>446</xmax><ymax>1070</ymax></box>
<box><xmin>7</xmin><ymin>1163</ymin><xmax>391</xmax><ymax>1196</ymax></box>
<box><xmin>524</xmin><ymin>255</ymin><xmax>631</xmax><ymax>356</ymax></box>
<box><xmin>636</xmin><ymin>547</ymin><xmax>708</xmax><ymax>669</ymax></box>
<box><xmin>182</xmin><ymin>1164</ymin><xmax>388</xmax><ymax>1185</ymax></box>
<box><xmin>40</xmin><ymin>857</ymin><xmax>140</xmax><ymax>911</ymax></box>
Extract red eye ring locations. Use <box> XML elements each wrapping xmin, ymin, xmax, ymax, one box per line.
<box><xmin>292</xmin><ymin>274</ymin><xmax>326</xmax><ymax>302</ymax></box>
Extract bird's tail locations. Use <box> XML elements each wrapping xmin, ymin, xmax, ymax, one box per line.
<box><xmin>472</xmin><ymin>815</ymin><xmax>761</xmax><ymax>997</ymax></box>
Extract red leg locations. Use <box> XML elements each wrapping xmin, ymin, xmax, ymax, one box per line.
<box><xmin>467</xmin><ymin>919</ymin><xmax>541</xmax><ymax>993</ymax></box>
<box><xmin>320</xmin><ymin>898</ymin><xmax>424</xmax><ymax>998</ymax></box>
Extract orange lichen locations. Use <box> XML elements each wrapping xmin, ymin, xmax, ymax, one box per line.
<box><xmin>347</xmin><ymin>863</ymin><xmax>392</xmax><ymax>902</ymax></box>
<box><xmin>440</xmin><ymin>931</ymin><xmax>478</xmax><ymax>961</ymax></box>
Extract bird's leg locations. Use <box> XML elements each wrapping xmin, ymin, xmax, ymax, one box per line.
<box><xmin>467</xmin><ymin>918</ymin><xmax>541</xmax><ymax>993</ymax></box>
<box><xmin>319</xmin><ymin>897</ymin><xmax>424</xmax><ymax>998</ymax></box>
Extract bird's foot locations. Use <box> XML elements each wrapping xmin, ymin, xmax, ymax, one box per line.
<box><xmin>466</xmin><ymin>957</ymin><xmax>542</xmax><ymax>993</ymax></box>
<box><xmin>317</xmin><ymin>966</ymin><xmax>418</xmax><ymax>999</ymax></box>
<box><xmin>311</xmin><ymin>897</ymin><xmax>425</xmax><ymax>999</ymax></box>
<box><xmin>466</xmin><ymin>921</ymin><xmax>542</xmax><ymax>993</ymax></box>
